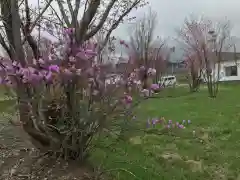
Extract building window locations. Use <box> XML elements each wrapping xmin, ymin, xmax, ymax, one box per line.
<box><xmin>225</xmin><ymin>66</ymin><xmax>238</xmax><ymax>76</ymax></box>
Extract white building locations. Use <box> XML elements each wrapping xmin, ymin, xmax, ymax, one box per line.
<box><xmin>202</xmin><ymin>52</ymin><xmax>240</xmax><ymax>82</ymax></box>
<box><xmin>213</xmin><ymin>52</ymin><xmax>240</xmax><ymax>82</ymax></box>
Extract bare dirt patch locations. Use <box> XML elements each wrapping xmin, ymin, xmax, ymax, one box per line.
<box><xmin>0</xmin><ymin>119</ymin><xmax>95</xmax><ymax>180</ymax></box>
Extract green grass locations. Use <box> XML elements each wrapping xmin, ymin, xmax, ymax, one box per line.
<box><xmin>1</xmin><ymin>85</ymin><xmax>240</xmax><ymax>179</ymax></box>
<box><xmin>92</xmin><ymin>85</ymin><xmax>240</xmax><ymax>180</ymax></box>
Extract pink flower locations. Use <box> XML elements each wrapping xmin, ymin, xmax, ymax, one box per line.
<box><xmin>123</xmin><ymin>95</ymin><xmax>133</xmax><ymax>104</ymax></box>
<box><xmin>150</xmin><ymin>83</ymin><xmax>159</xmax><ymax>91</ymax></box>
<box><xmin>120</xmin><ymin>40</ymin><xmax>125</xmax><ymax>45</ymax></box>
<box><xmin>48</xmin><ymin>65</ymin><xmax>59</xmax><ymax>73</ymax></box>
<box><xmin>178</xmin><ymin>124</ymin><xmax>185</xmax><ymax>129</ymax></box>
<box><xmin>147</xmin><ymin>68</ymin><xmax>156</xmax><ymax>76</ymax></box>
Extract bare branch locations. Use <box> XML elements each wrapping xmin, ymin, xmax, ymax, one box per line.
<box><xmin>56</xmin><ymin>0</ymin><xmax>71</xmax><ymax>26</ymax></box>
<box><xmin>76</xmin><ymin>0</ymin><xmax>101</xmax><ymax>43</ymax></box>
<box><xmin>73</xmin><ymin>0</ymin><xmax>81</xmax><ymax>24</ymax></box>
<box><xmin>0</xmin><ymin>33</ymin><xmax>11</xmax><ymax>57</ymax></box>
<box><xmin>11</xmin><ymin>0</ymin><xmax>26</xmax><ymax>64</ymax></box>
<box><xmin>129</xmin><ymin>8</ymin><xmax>156</xmax><ymax>66</ymax></box>
<box><xmin>85</xmin><ymin>0</ymin><xmax>118</xmax><ymax>40</ymax></box>
<box><xmin>67</xmin><ymin>0</ymin><xmax>74</xmax><ymax>16</ymax></box>
<box><xmin>100</xmin><ymin>0</ymin><xmax>141</xmax><ymax>50</ymax></box>
<box><xmin>29</xmin><ymin>0</ymin><xmax>54</xmax><ymax>32</ymax></box>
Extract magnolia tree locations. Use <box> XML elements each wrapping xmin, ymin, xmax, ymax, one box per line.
<box><xmin>178</xmin><ymin>16</ymin><xmax>232</xmax><ymax>97</ymax></box>
<box><xmin>129</xmin><ymin>9</ymin><xmax>166</xmax><ymax>92</ymax></box>
<box><xmin>0</xmin><ymin>0</ymin><xmax>151</xmax><ymax>160</ymax></box>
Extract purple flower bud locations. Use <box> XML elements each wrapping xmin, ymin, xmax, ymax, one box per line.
<box><xmin>152</xmin><ymin>119</ymin><xmax>157</xmax><ymax>125</ymax></box>
<box><xmin>178</xmin><ymin>124</ymin><xmax>184</xmax><ymax>129</ymax></box>
<box><xmin>48</xmin><ymin>65</ymin><xmax>59</xmax><ymax>73</ymax></box>
<box><xmin>150</xmin><ymin>84</ymin><xmax>159</xmax><ymax>90</ymax></box>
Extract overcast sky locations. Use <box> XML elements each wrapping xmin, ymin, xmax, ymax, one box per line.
<box><xmin>29</xmin><ymin>0</ymin><xmax>240</xmax><ymax>41</ymax></box>
<box><xmin>113</xmin><ymin>0</ymin><xmax>240</xmax><ymax>40</ymax></box>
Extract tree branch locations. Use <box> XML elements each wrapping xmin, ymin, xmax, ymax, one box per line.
<box><xmin>85</xmin><ymin>0</ymin><xmax>118</xmax><ymax>40</ymax></box>
<box><xmin>48</xmin><ymin>3</ymin><xmax>65</xmax><ymax>27</ymax></box>
<box><xmin>67</xmin><ymin>0</ymin><xmax>74</xmax><ymax>18</ymax></box>
<box><xmin>100</xmin><ymin>0</ymin><xmax>140</xmax><ymax>51</ymax></box>
<box><xmin>21</xmin><ymin>22</ymin><xmax>40</xmax><ymax>59</ymax></box>
<box><xmin>11</xmin><ymin>0</ymin><xmax>26</xmax><ymax>65</ymax></box>
<box><xmin>24</xmin><ymin>0</ymin><xmax>31</xmax><ymax>30</ymax></box>
<box><xmin>29</xmin><ymin>0</ymin><xmax>54</xmax><ymax>32</ymax></box>
<box><xmin>76</xmin><ymin>0</ymin><xmax>101</xmax><ymax>44</ymax></box>
<box><xmin>73</xmin><ymin>0</ymin><xmax>81</xmax><ymax>26</ymax></box>
<box><xmin>56</xmin><ymin>0</ymin><xmax>71</xmax><ymax>26</ymax></box>
<box><xmin>0</xmin><ymin>33</ymin><xmax>11</xmax><ymax>57</ymax></box>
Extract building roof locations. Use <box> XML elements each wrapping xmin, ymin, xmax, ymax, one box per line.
<box><xmin>217</xmin><ymin>52</ymin><xmax>240</xmax><ymax>61</ymax></box>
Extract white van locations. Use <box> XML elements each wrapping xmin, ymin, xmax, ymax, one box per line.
<box><xmin>159</xmin><ymin>75</ymin><xmax>177</xmax><ymax>87</ymax></box>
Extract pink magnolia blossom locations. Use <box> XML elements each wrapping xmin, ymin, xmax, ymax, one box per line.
<box><xmin>123</xmin><ymin>94</ymin><xmax>133</xmax><ymax>104</ymax></box>
<box><xmin>150</xmin><ymin>83</ymin><xmax>160</xmax><ymax>91</ymax></box>
<box><xmin>147</xmin><ymin>68</ymin><xmax>156</xmax><ymax>76</ymax></box>
<box><xmin>48</xmin><ymin>65</ymin><xmax>60</xmax><ymax>73</ymax></box>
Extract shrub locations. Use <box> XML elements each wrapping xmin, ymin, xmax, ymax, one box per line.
<box><xmin>0</xmin><ymin>28</ymin><xmax>157</xmax><ymax>161</ymax></box>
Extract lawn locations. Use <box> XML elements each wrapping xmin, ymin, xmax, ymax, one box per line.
<box><xmin>1</xmin><ymin>85</ymin><xmax>240</xmax><ymax>179</ymax></box>
<box><xmin>91</xmin><ymin>85</ymin><xmax>240</xmax><ymax>180</ymax></box>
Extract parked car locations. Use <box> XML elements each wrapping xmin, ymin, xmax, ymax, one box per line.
<box><xmin>158</xmin><ymin>75</ymin><xmax>177</xmax><ymax>87</ymax></box>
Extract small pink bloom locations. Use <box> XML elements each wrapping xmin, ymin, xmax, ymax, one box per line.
<box><xmin>48</xmin><ymin>65</ymin><xmax>59</xmax><ymax>73</ymax></box>
<box><xmin>120</xmin><ymin>40</ymin><xmax>125</xmax><ymax>45</ymax></box>
<box><xmin>178</xmin><ymin>124</ymin><xmax>185</xmax><ymax>129</ymax></box>
<box><xmin>150</xmin><ymin>83</ymin><xmax>159</xmax><ymax>90</ymax></box>
<box><xmin>123</xmin><ymin>95</ymin><xmax>133</xmax><ymax>104</ymax></box>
